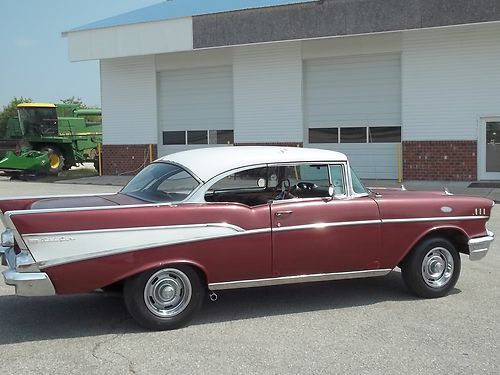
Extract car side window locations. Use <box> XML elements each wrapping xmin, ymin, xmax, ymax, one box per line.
<box><xmin>329</xmin><ymin>164</ymin><xmax>346</xmax><ymax>196</ymax></box>
<box><xmin>277</xmin><ymin>164</ymin><xmax>330</xmax><ymax>199</ymax></box>
<box><xmin>205</xmin><ymin>166</ymin><xmax>278</xmax><ymax>206</ymax></box>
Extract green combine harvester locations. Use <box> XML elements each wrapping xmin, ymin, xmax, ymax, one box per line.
<box><xmin>0</xmin><ymin>103</ymin><xmax>102</xmax><ymax>177</ymax></box>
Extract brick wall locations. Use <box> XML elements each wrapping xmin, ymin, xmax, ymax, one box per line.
<box><xmin>101</xmin><ymin>144</ymin><xmax>158</xmax><ymax>175</ymax></box>
<box><xmin>403</xmin><ymin>141</ymin><xmax>477</xmax><ymax>181</ymax></box>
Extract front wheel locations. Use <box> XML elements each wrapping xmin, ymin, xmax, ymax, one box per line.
<box><xmin>401</xmin><ymin>237</ymin><xmax>461</xmax><ymax>298</ymax></box>
<box><xmin>124</xmin><ymin>265</ymin><xmax>205</xmax><ymax>330</ymax></box>
<box><xmin>40</xmin><ymin>146</ymin><xmax>64</xmax><ymax>175</ymax></box>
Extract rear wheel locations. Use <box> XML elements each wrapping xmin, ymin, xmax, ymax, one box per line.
<box><xmin>124</xmin><ymin>265</ymin><xmax>205</xmax><ymax>330</ymax></box>
<box><xmin>41</xmin><ymin>146</ymin><xmax>64</xmax><ymax>175</ymax></box>
<box><xmin>401</xmin><ymin>237</ymin><xmax>461</xmax><ymax>298</ymax></box>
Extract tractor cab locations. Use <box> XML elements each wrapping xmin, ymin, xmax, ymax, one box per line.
<box><xmin>17</xmin><ymin>103</ymin><xmax>59</xmax><ymax>138</ymax></box>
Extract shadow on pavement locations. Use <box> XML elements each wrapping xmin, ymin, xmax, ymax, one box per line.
<box><xmin>0</xmin><ymin>271</ymin><xmax>460</xmax><ymax>345</ymax></box>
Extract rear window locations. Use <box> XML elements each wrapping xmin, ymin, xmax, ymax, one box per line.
<box><xmin>121</xmin><ymin>163</ymin><xmax>199</xmax><ymax>203</ymax></box>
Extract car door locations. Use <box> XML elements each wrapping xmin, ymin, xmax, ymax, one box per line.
<box><xmin>270</xmin><ymin>163</ymin><xmax>382</xmax><ymax>277</ymax></box>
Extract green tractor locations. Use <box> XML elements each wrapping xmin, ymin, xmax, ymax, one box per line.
<box><xmin>0</xmin><ymin>103</ymin><xmax>102</xmax><ymax>176</ymax></box>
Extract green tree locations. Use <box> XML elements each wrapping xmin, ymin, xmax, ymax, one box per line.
<box><xmin>60</xmin><ymin>96</ymin><xmax>88</xmax><ymax>109</ymax></box>
<box><xmin>0</xmin><ymin>96</ymin><xmax>32</xmax><ymax>137</ymax></box>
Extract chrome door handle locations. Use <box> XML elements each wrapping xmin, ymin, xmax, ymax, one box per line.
<box><xmin>275</xmin><ymin>210</ymin><xmax>293</xmax><ymax>217</ymax></box>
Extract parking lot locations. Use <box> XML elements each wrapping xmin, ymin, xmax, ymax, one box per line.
<box><xmin>0</xmin><ymin>179</ymin><xmax>498</xmax><ymax>374</ymax></box>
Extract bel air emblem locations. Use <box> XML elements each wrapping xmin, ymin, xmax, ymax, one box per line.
<box><xmin>28</xmin><ymin>236</ymin><xmax>76</xmax><ymax>244</ymax></box>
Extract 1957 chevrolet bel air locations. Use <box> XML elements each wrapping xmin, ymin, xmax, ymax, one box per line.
<box><xmin>0</xmin><ymin>147</ymin><xmax>495</xmax><ymax>330</ymax></box>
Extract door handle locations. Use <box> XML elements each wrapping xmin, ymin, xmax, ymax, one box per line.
<box><xmin>275</xmin><ymin>210</ymin><xmax>293</xmax><ymax>217</ymax></box>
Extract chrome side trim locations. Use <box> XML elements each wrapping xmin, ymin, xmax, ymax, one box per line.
<box><xmin>209</xmin><ymin>269</ymin><xmax>393</xmax><ymax>290</ymax></box>
<box><xmin>0</xmin><ymin>192</ymin><xmax>117</xmax><ymax>201</ymax></box>
<box><xmin>22</xmin><ymin>222</ymin><xmax>246</xmax><ymax>238</ymax></box>
<box><xmin>468</xmin><ymin>230</ymin><xmax>494</xmax><ymax>261</ymax></box>
<box><xmin>274</xmin><ymin>219</ymin><xmax>381</xmax><ymax>232</ymax></box>
<box><xmin>2</xmin><ymin>269</ymin><xmax>56</xmax><ymax>296</ymax></box>
<box><xmin>382</xmin><ymin>216</ymin><xmax>489</xmax><ymax>224</ymax></box>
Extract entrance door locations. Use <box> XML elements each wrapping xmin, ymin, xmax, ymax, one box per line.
<box><xmin>479</xmin><ymin>118</ymin><xmax>500</xmax><ymax>180</ymax></box>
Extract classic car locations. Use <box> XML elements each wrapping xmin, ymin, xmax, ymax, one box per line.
<box><xmin>0</xmin><ymin>146</ymin><xmax>495</xmax><ymax>330</ymax></box>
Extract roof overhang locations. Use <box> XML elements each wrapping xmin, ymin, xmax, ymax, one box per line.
<box><xmin>63</xmin><ymin>0</ymin><xmax>500</xmax><ymax>62</ymax></box>
<box><xmin>64</xmin><ymin>17</ymin><xmax>193</xmax><ymax>62</ymax></box>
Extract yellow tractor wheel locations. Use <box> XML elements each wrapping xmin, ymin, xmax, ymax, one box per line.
<box><xmin>41</xmin><ymin>147</ymin><xmax>65</xmax><ymax>175</ymax></box>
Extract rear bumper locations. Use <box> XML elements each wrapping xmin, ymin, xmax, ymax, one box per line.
<box><xmin>468</xmin><ymin>230</ymin><xmax>494</xmax><ymax>261</ymax></box>
<box><xmin>1</xmin><ymin>247</ymin><xmax>55</xmax><ymax>297</ymax></box>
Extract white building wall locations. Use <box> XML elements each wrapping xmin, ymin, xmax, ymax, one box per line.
<box><xmin>402</xmin><ymin>23</ymin><xmax>500</xmax><ymax>141</ymax></box>
<box><xmin>233</xmin><ymin>43</ymin><xmax>303</xmax><ymax>144</ymax></box>
<box><xmin>100</xmin><ymin>55</ymin><xmax>157</xmax><ymax>144</ymax></box>
<box><xmin>66</xmin><ymin>17</ymin><xmax>193</xmax><ymax>62</ymax></box>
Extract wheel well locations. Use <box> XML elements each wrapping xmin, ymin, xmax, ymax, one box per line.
<box><xmin>399</xmin><ymin>228</ymin><xmax>469</xmax><ymax>267</ymax></box>
<box><xmin>121</xmin><ymin>262</ymin><xmax>209</xmax><ymax>289</ymax></box>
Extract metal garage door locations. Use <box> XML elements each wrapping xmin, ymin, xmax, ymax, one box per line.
<box><xmin>304</xmin><ymin>53</ymin><xmax>401</xmax><ymax>179</ymax></box>
<box><xmin>157</xmin><ymin>65</ymin><xmax>233</xmax><ymax>157</ymax></box>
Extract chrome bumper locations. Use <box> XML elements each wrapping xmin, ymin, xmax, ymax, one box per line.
<box><xmin>1</xmin><ymin>247</ymin><xmax>55</xmax><ymax>297</ymax></box>
<box><xmin>468</xmin><ymin>230</ymin><xmax>495</xmax><ymax>261</ymax></box>
<box><xmin>0</xmin><ymin>246</ymin><xmax>8</xmax><ymax>266</ymax></box>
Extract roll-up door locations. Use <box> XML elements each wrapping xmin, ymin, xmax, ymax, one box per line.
<box><xmin>304</xmin><ymin>53</ymin><xmax>401</xmax><ymax>179</ymax></box>
<box><xmin>157</xmin><ymin>65</ymin><xmax>233</xmax><ymax>156</ymax></box>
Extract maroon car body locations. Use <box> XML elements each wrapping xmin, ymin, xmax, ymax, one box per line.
<box><xmin>0</xmin><ymin>147</ymin><xmax>495</xmax><ymax>330</ymax></box>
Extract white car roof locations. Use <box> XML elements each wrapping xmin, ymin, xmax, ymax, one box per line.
<box><xmin>158</xmin><ymin>146</ymin><xmax>347</xmax><ymax>182</ymax></box>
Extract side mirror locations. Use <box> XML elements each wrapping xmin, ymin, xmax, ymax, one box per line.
<box><xmin>328</xmin><ymin>185</ymin><xmax>335</xmax><ymax>197</ymax></box>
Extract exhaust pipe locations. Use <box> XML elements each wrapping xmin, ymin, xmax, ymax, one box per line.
<box><xmin>209</xmin><ymin>291</ymin><xmax>218</xmax><ymax>302</ymax></box>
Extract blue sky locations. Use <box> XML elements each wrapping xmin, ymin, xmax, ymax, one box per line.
<box><xmin>0</xmin><ymin>0</ymin><xmax>311</xmax><ymax>109</ymax></box>
<box><xmin>0</xmin><ymin>0</ymin><xmax>159</xmax><ymax>108</ymax></box>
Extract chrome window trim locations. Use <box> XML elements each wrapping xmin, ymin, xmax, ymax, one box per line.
<box><xmin>193</xmin><ymin>161</ymin><xmax>349</xmax><ymax>204</ymax></box>
<box><xmin>209</xmin><ymin>269</ymin><xmax>393</xmax><ymax>290</ymax></box>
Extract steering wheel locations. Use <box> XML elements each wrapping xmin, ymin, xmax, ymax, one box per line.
<box><xmin>294</xmin><ymin>182</ymin><xmax>317</xmax><ymax>191</ymax></box>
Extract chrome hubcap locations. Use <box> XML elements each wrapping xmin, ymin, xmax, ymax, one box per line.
<box><xmin>422</xmin><ymin>247</ymin><xmax>454</xmax><ymax>288</ymax></box>
<box><xmin>143</xmin><ymin>269</ymin><xmax>192</xmax><ymax>318</ymax></box>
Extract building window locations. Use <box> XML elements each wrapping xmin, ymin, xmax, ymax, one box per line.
<box><xmin>309</xmin><ymin>128</ymin><xmax>338</xmax><ymax>143</ymax></box>
<box><xmin>340</xmin><ymin>127</ymin><xmax>366</xmax><ymax>143</ymax></box>
<box><xmin>187</xmin><ymin>130</ymin><xmax>208</xmax><ymax>144</ymax></box>
<box><xmin>369</xmin><ymin>126</ymin><xmax>401</xmax><ymax>143</ymax></box>
<box><xmin>163</xmin><ymin>130</ymin><xmax>234</xmax><ymax>145</ymax></box>
<box><xmin>209</xmin><ymin>130</ymin><xmax>234</xmax><ymax>144</ymax></box>
<box><xmin>163</xmin><ymin>131</ymin><xmax>185</xmax><ymax>145</ymax></box>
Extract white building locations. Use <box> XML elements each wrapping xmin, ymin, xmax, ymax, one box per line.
<box><xmin>64</xmin><ymin>0</ymin><xmax>500</xmax><ymax>181</ymax></box>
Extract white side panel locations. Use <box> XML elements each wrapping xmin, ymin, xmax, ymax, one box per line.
<box><xmin>25</xmin><ymin>224</ymin><xmax>243</xmax><ymax>267</ymax></box>
<box><xmin>67</xmin><ymin>17</ymin><xmax>193</xmax><ymax>62</ymax></box>
<box><xmin>157</xmin><ymin>65</ymin><xmax>233</xmax><ymax>156</ymax></box>
<box><xmin>304</xmin><ymin>53</ymin><xmax>402</xmax><ymax>126</ymax></box>
<box><xmin>100</xmin><ymin>55</ymin><xmax>157</xmax><ymax>144</ymax></box>
<box><xmin>307</xmin><ymin>144</ymin><xmax>399</xmax><ymax>179</ymax></box>
<box><xmin>233</xmin><ymin>43</ymin><xmax>303</xmax><ymax>143</ymax></box>
<box><xmin>402</xmin><ymin>23</ymin><xmax>500</xmax><ymax>141</ymax></box>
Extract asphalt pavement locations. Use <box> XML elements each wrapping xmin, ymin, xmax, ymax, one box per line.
<box><xmin>0</xmin><ymin>179</ymin><xmax>498</xmax><ymax>374</ymax></box>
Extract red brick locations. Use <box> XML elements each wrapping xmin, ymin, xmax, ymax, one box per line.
<box><xmin>403</xmin><ymin>141</ymin><xmax>477</xmax><ymax>181</ymax></box>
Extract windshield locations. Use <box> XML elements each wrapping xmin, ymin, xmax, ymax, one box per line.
<box><xmin>18</xmin><ymin>107</ymin><xmax>58</xmax><ymax>137</ymax></box>
<box><xmin>350</xmin><ymin>167</ymin><xmax>368</xmax><ymax>195</ymax></box>
<box><xmin>121</xmin><ymin>163</ymin><xmax>200</xmax><ymax>203</ymax></box>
